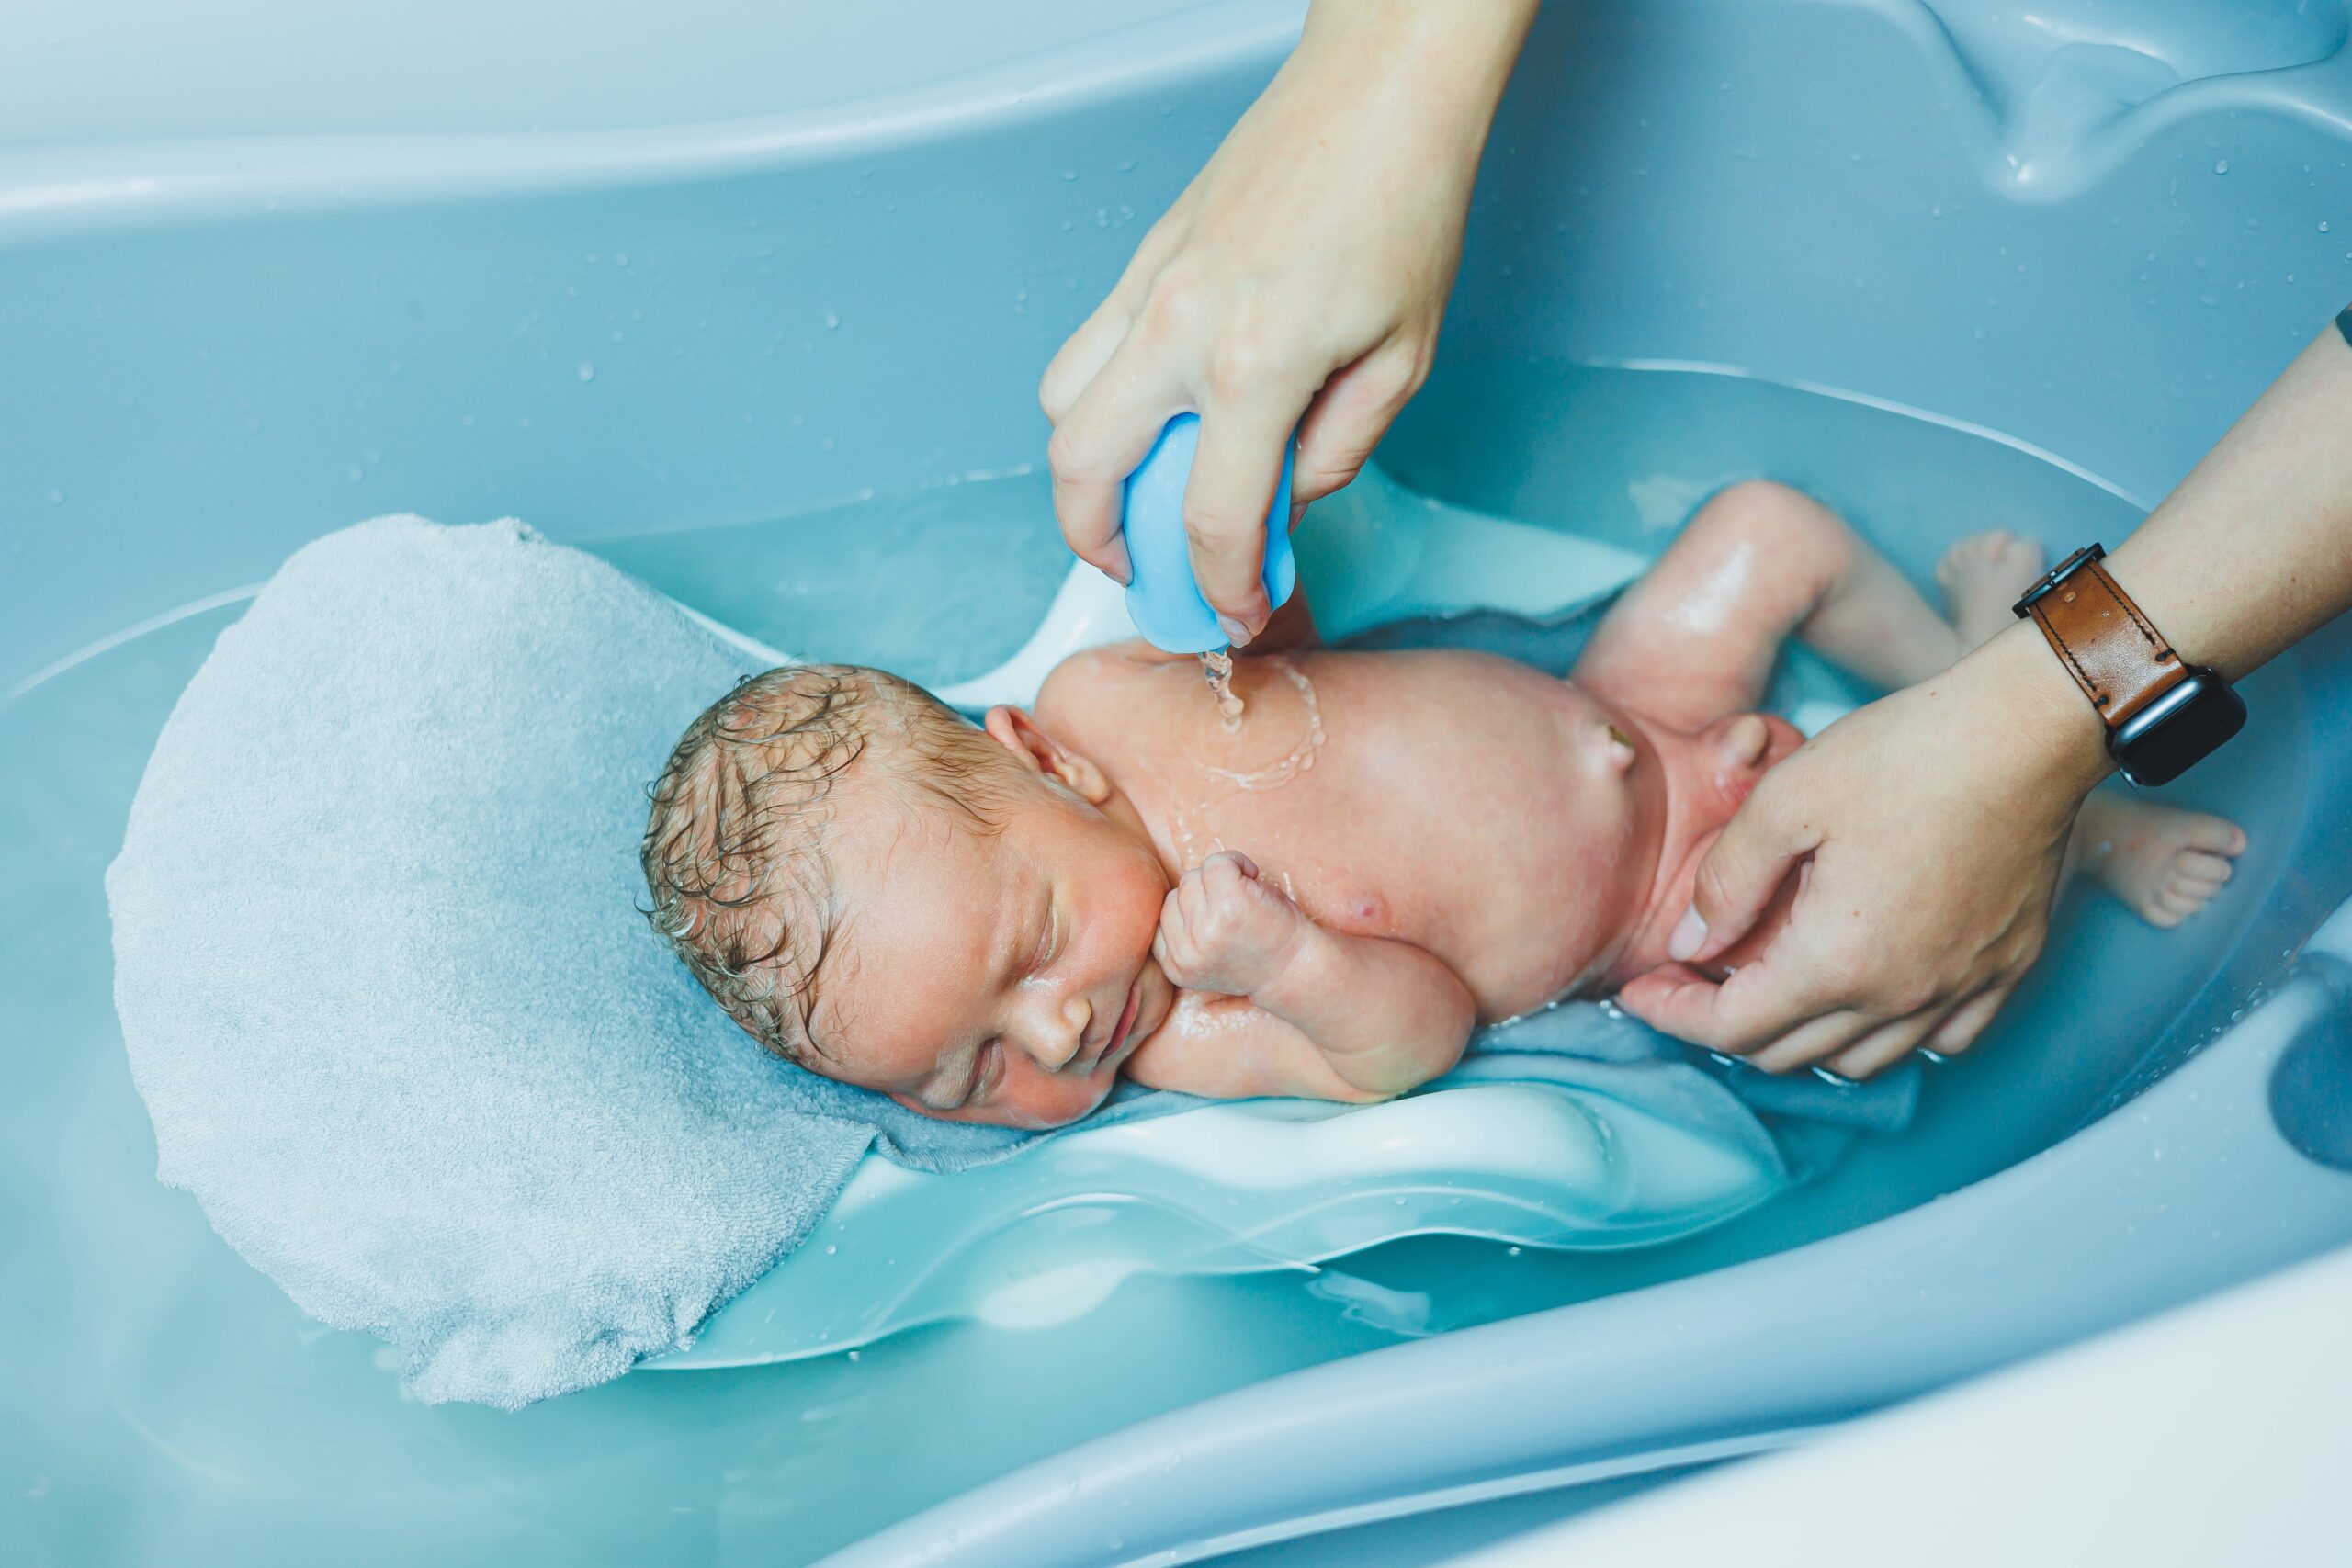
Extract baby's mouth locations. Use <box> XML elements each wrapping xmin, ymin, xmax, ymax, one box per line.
<box><xmin>1090</xmin><ymin>980</ymin><xmax>1142</xmax><ymax>1071</ymax></box>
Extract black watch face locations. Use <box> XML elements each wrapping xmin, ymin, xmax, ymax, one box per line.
<box><xmin>2111</xmin><ymin>671</ymin><xmax>2246</xmax><ymax>787</ymax></box>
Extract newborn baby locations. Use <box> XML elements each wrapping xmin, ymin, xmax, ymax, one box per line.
<box><xmin>641</xmin><ymin>481</ymin><xmax>2245</xmax><ymax>1129</ymax></box>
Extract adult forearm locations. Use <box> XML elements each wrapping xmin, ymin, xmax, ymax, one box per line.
<box><xmin>2106</xmin><ymin>324</ymin><xmax>2352</xmax><ymax>681</ymax></box>
<box><xmin>1923</xmin><ymin>321</ymin><xmax>2352</xmax><ymax>805</ymax></box>
<box><xmin>1295</xmin><ymin>0</ymin><xmax>1540</xmax><ymax>172</ymax></box>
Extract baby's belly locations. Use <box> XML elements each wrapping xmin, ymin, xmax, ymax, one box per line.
<box><xmin>1223</xmin><ymin>743</ymin><xmax>1623</xmax><ymax>1011</ymax></box>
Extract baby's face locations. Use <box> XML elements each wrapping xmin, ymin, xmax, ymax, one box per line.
<box><xmin>804</xmin><ymin>718</ymin><xmax>1176</xmax><ymax>1130</ymax></box>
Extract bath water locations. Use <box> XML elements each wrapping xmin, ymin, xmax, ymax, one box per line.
<box><xmin>1199</xmin><ymin>649</ymin><xmax>1243</xmax><ymax>729</ymax></box>
<box><xmin>1</xmin><ymin>361</ymin><xmax>2301</xmax><ymax>1565</ymax></box>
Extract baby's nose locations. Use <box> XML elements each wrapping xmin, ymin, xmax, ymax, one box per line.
<box><xmin>1027</xmin><ymin>993</ymin><xmax>1092</xmax><ymax>1073</ymax></box>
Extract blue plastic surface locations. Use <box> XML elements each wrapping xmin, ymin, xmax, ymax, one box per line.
<box><xmin>5</xmin><ymin>0</ymin><xmax>2352</xmax><ymax>1563</ymax></box>
<box><xmin>1120</xmin><ymin>412</ymin><xmax>1296</xmax><ymax>651</ymax></box>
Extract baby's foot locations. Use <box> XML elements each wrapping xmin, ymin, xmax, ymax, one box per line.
<box><xmin>2075</xmin><ymin>795</ymin><xmax>2247</xmax><ymax>929</ymax></box>
<box><xmin>1937</xmin><ymin>530</ymin><xmax>2047</xmax><ymax>649</ymax></box>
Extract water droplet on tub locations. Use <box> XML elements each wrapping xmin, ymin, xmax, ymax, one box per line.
<box><xmin>1058</xmin><ymin>169</ymin><xmax>1078</xmax><ymax>181</ymax></box>
<box><xmin>345</xmin><ymin>464</ymin><xmax>364</xmax><ymax>482</ymax></box>
<box><xmin>47</xmin><ymin>488</ymin><xmax>63</xmax><ymax>504</ymax></box>
<box><xmin>2213</xmin><ymin>159</ymin><xmax>2229</xmax><ymax>175</ymax></box>
<box><xmin>824</xmin><ymin>1243</ymin><xmax>837</xmax><ymax>1255</ymax></box>
<box><xmin>576</xmin><ymin>360</ymin><xmax>595</xmax><ymax>382</ymax></box>
<box><xmin>2322</xmin><ymin>220</ymin><xmax>2333</xmax><ymax>232</ymax></box>
<box><xmin>615</xmin><ymin>252</ymin><xmax>630</xmax><ymax>267</ymax></box>
<box><xmin>823</xmin><ymin>310</ymin><xmax>841</xmax><ymax>330</ymax></box>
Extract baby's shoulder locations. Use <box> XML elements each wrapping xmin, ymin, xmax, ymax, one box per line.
<box><xmin>1034</xmin><ymin>640</ymin><xmax>1178</xmax><ymax>745</ymax></box>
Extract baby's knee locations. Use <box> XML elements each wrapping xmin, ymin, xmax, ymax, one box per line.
<box><xmin>1690</xmin><ymin>479</ymin><xmax>1852</xmax><ymax>568</ymax></box>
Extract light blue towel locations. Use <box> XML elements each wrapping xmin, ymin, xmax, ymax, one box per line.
<box><xmin>107</xmin><ymin>518</ymin><xmax>1908</xmax><ymax>1409</ymax></box>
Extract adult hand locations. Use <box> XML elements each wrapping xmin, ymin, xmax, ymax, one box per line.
<box><xmin>1040</xmin><ymin>0</ymin><xmax>1536</xmax><ymax>645</ymax></box>
<box><xmin>1620</xmin><ymin>321</ymin><xmax>2352</xmax><ymax>1077</ymax></box>
<box><xmin>1618</xmin><ymin>626</ymin><xmax>2109</xmax><ymax>1078</ymax></box>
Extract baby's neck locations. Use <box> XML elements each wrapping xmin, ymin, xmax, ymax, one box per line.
<box><xmin>1595</xmin><ymin>713</ymin><xmax>1745</xmax><ymax>991</ymax></box>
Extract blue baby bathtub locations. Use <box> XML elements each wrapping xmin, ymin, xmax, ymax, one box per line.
<box><xmin>5</xmin><ymin>2</ymin><xmax>2350</xmax><ymax>1563</ymax></box>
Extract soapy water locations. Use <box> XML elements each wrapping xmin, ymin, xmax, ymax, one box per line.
<box><xmin>1198</xmin><ymin>648</ymin><xmax>1243</xmax><ymax>728</ymax></box>
<box><xmin>0</xmin><ymin>360</ymin><xmax>2296</xmax><ymax>1567</ymax></box>
<box><xmin>1204</xmin><ymin>658</ymin><xmax>1325</xmax><ymax>793</ymax></box>
<box><xmin>1163</xmin><ymin>655</ymin><xmax>1329</xmax><ymax>891</ymax></box>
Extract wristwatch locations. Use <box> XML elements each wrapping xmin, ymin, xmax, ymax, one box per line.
<box><xmin>2012</xmin><ymin>544</ymin><xmax>2245</xmax><ymax>787</ymax></box>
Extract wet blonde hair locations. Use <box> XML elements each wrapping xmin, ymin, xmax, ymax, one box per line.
<box><xmin>639</xmin><ymin>664</ymin><xmax>1015</xmax><ymax>1064</ymax></box>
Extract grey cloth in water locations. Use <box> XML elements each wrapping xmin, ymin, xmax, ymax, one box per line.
<box><xmin>107</xmin><ymin>518</ymin><xmax>1911</xmax><ymax>1410</ymax></box>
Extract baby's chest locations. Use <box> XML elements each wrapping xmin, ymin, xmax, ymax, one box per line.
<box><xmin>1157</xmin><ymin>734</ymin><xmax>1583</xmax><ymax>941</ymax></box>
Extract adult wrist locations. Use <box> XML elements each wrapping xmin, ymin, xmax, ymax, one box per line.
<box><xmin>1958</xmin><ymin>620</ymin><xmax>2117</xmax><ymax>800</ymax></box>
<box><xmin>1296</xmin><ymin>0</ymin><xmax>1537</xmax><ymax>158</ymax></box>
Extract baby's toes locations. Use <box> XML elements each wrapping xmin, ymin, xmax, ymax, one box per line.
<box><xmin>2175</xmin><ymin>848</ymin><xmax>2235</xmax><ymax>890</ymax></box>
<box><xmin>2180</xmin><ymin>816</ymin><xmax>2248</xmax><ymax>859</ymax></box>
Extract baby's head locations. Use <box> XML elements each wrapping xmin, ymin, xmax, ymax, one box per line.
<box><xmin>641</xmin><ymin>666</ymin><xmax>1173</xmax><ymax>1130</ymax></box>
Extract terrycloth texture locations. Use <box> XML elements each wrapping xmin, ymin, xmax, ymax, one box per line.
<box><xmin>109</xmin><ymin>518</ymin><xmax>1910</xmax><ymax>1409</ymax></box>
<box><xmin>108</xmin><ymin>518</ymin><xmax>1037</xmax><ymax>1409</ymax></box>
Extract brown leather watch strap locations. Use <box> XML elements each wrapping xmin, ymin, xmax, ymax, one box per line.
<box><xmin>2018</xmin><ymin>551</ymin><xmax>2187</xmax><ymax>730</ymax></box>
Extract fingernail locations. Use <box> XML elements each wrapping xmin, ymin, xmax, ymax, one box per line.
<box><xmin>1668</xmin><ymin>906</ymin><xmax>1708</xmax><ymax>963</ymax></box>
<box><xmin>1107</xmin><ymin>541</ymin><xmax>1134</xmax><ymax>587</ymax></box>
<box><xmin>1216</xmin><ymin>614</ymin><xmax>1250</xmax><ymax>648</ymax></box>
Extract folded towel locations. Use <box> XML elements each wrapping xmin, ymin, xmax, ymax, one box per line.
<box><xmin>108</xmin><ymin>517</ymin><xmax>1908</xmax><ymax>1410</ymax></box>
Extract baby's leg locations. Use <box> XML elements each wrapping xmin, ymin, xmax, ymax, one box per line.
<box><xmin>1574</xmin><ymin>480</ymin><xmax>1968</xmax><ymax>727</ymax></box>
<box><xmin>1936</xmin><ymin>530</ymin><xmax>2048</xmax><ymax>649</ymax></box>
<box><xmin>2071</xmin><ymin>795</ymin><xmax>2246</xmax><ymax>927</ymax></box>
<box><xmin>1934</xmin><ymin>530</ymin><xmax>2250</xmax><ymax>925</ymax></box>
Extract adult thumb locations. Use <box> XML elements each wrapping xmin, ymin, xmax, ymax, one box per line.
<box><xmin>1675</xmin><ymin>784</ymin><xmax>1816</xmax><ymax>966</ymax></box>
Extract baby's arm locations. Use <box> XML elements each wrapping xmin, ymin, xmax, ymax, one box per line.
<box><xmin>1574</xmin><ymin>480</ymin><xmax>1964</xmax><ymax>726</ymax></box>
<box><xmin>1137</xmin><ymin>851</ymin><xmax>1473</xmax><ymax>1101</ymax></box>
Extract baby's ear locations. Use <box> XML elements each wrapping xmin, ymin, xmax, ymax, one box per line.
<box><xmin>982</xmin><ymin>707</ymin><xmax>1114</xmax><ymax>805</ymax></box>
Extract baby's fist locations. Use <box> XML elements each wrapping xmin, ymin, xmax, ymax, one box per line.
<box><xmin>1154</xmin><ymin>851</ymin><xmax>1305</xmax><ymax>997</ymax></box>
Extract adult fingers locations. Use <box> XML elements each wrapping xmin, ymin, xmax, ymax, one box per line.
<box><xmin>1291</xmin><ymin>344</ymin><xmax>1423</xmax><ymax>505</ymax></box>
<box><xmin>1925</xmin><ymin>985</ymin><xmax>2010</xmax><ymax>1057</ymax></box>
<box><xmin>1745</xmin><ymin>1007</ymin><xmax>1876</xmax><ymax>1075</ymax></box>
<box><xmin>1046</xmin><ymin>342</ymin><xmax>1188</xmax><ymax>584</ymax></box>
<box><xmin>1679</xmin><ymin>781</ymin><xmax>1821</xmax><ymax>965</ymax></box>
<box><xmin>1615</xmin><ymin>957</ymin><xmax>1828</xmax><ymax>1057</ymax></box>
<box><xmin>1183</xmin><ymin>394</ymin><xmax>1309</xmax><ymax>641</ymax></box>
<box><xmin>1824</xmin><ymin>1008</ymin><xmax>1946</xmax><ymax>1080</ymax></box>
<box><xmin>1039</xmin><ymin>299</ymin><xmax>1134</xmax><ymax>424</ymax></box>
<box><xmin>1041</xmin><ymin>215</ymin><xmax>1184</xmax><ymax>423</ymax></box>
